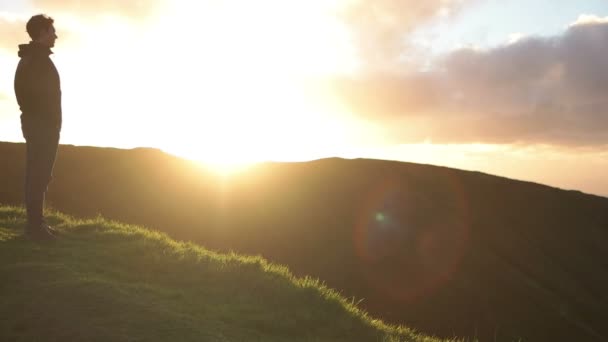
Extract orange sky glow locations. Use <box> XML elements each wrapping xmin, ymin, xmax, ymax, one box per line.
<box><xmin>0</xmin><ymin>0</ymin><xmax>607</xmax><ymax>197</ymax></box>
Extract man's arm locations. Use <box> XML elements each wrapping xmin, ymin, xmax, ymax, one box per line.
<box><xmin>14</xmin><ymin>57</ymin><xmax>59</xmax><ymax>125</ymax></box>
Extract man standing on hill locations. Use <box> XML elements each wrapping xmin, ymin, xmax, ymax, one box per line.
<box><xmin>14</xmin><ymin>14</ymin><xmax>61</xmax><ymax>241</ymax></box>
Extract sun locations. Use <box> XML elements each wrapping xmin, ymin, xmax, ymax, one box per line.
<box><xmin>142</xmin><ymin>1</ymin><xmax>359</xmax><ymax>171</ymax></box>
<box><xmin>58</xmin><ymin>0</ymin><xmax>361</xmax><ymax>173</ymax></box>
<box><xmin>160</xmin><ymin>91</ymin><xmax>358</xmax><ymax>175</ymax></box>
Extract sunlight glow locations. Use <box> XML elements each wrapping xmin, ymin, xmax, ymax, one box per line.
<box><xmin>53</xmin><ymin>1</ymin><xmax>362</xmax><ymax>174</ymax></box>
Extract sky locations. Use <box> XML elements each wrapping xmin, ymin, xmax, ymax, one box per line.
<box><xmin>0</xmin><ymin>0</ymin><xmax>607</xmax><ymax>197</ymax></box>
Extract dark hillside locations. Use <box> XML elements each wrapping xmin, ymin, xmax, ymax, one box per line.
<box><xmin>2</xmin><ymin>141</ymin><xmax>607</xmax><ymax>341</ymax></box>
<box><xmin>0</xmin><ymin>206</ymin><xmax>433</xmax><ymax>342</ymax></box>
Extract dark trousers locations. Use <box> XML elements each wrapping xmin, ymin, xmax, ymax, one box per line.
<box><xmin>22</xmin><ymin>125</ymin><xmax>60</xmax><ymax>229</ymax></box>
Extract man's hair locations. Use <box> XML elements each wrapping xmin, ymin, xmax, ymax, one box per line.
<box><xmin>26</xmin><ymin>14</ymin><xmax>54</xmax><ymax>40</ymax></box>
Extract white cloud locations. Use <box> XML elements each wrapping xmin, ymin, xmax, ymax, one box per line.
<box><xmin>507</xmin><ymin>32</ymin><xmax>526</xmax><ymax>45</ymax></box>
<box><xmin>336</xmin><ymin>0</ymin><xmax>472</xmax><ymax>70</ymax></box>
<box><xmin>0</xmin><ymin>14</ymin><xmax>28</xmax><ymax>52</ymax></box>
<box><xmin>570</xmin><ymin>14</ymin><xmax>608</xmax><ymax>27</ymax></box>
<box><xmin>31</xmin><ymin>0</ymin><xmax>165</xmax><ymax>19</ymax></box>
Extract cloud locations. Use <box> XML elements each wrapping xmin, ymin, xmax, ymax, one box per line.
<box><xmin>0</xmin><ymin>15</ymin><xmax>29</xmax><ymax>52</ymax></box>
<box><xmin>0</xmin><ymin>13</ymin><xmax>82</xmax><ymax>54</ymax></box>
<box><xmin>31</xmin><ymin>0</ymin><xmax>165</xmax><ymax>19</ymax></box>
<box><xmin>337</xmin><ymin>0</ymin><xmax>470</xmax><ymax>70</ymax></box>
<box><xmin>329</xmin><ymin>17</ymin><xmax>608</xmax><ymax>147</ymax></box>
<box><xmin>570</xmin><ymin>14</ymin><xmax>608</xmax><ymax>26</ymax></box>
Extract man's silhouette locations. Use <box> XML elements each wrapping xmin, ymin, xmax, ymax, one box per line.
<box><xmin>14</xmin><ymin>14</ymin><xmax>61</xmax><ymax>241</ymax></box>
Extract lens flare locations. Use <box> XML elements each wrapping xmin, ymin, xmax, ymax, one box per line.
<box><xmin>353</xmin><ymin>171</ymin><xmax>471</xmax><ymax>302</ymax></box>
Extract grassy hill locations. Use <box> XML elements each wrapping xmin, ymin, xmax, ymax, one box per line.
<box><xmin>1</xmin><ymin>141</ymin><xmax>608</xmax><ymax>341</ymax></box>
<box><xmin>0</xmin><ymin>206</ymin><xmax>445</xmax><ymax>342</ymax></box>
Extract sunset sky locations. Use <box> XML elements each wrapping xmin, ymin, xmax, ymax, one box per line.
<box><xmin>1</xmin><ymin>0</ymin><xmax>607</xmax><ymax>196</ymax></box>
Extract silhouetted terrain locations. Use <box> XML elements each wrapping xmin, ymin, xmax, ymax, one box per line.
<box><xmin>2</xmin><ymin>141</ymin><xmax>608</xmax><ymax>341</ymax></box>
<box><xmin>1</xmin><ymin>206</ymin><xmax>429</xmax><ymax>342</ymax></box>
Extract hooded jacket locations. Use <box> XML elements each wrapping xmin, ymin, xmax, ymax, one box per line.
<box><xmin>14</xmin><ymin>42</ymin><xmax>62</xmax><ymax>131</ymax></box>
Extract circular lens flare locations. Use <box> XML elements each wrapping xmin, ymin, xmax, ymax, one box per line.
<box><xmin>353</xmin><ymin>172</ymin><xmax>471</xmax><ymax>303</ymax></box>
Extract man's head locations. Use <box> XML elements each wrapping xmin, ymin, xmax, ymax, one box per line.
<box><xmin>26</xmin><ymin>14</ymin><xmax>57</xmax><ymax>48</ymax></box>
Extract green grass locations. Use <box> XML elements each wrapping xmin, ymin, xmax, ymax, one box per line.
<box><xmin>0</xmin><ymin>206</ymin><xmax>452</xmax><ymax>342</ymax></box>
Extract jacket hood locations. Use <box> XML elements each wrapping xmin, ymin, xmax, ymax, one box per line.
<box><xmin>18</xmin><ymin>42</ymin><xmax>53</xmax><ymax>58</ymax></box>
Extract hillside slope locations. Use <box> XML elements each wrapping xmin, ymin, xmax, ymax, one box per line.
<box><xmin>1</xmin><ymin>141</ymin><xmax>608</xmax><ymax>341</ymax></box>
<box><xmin>0</xmin><ymin>206</ymin><xmax>441</xmax><ymax>342</ymax></box>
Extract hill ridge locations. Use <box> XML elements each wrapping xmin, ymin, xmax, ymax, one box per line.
<box><xmin>1</xmin><ymin>141</ymin><xmax>607</xmax><ymax>341</ymax></box>
<box><xmin>0</xmin><ymin>206</ymin><xmax>447</xmax><ymax>342</ymax></box>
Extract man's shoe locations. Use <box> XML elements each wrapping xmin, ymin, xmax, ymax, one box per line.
<box><xmin>42</xmin><ymin>222</ymin><xmax>60</xmax><ymax>236</ymax></box>
<box><xmin>25</xmin><ymin>227</ymin><xmax>56</xmax><ymax>242</ymax></box>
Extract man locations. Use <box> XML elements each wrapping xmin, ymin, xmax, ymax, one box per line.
<box><xmin>14</xmin><ymin>14</ymin><xmax>61</xmax><ymax>241</ymax></box>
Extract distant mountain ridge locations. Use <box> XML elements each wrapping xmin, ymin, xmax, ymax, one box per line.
<box><xmin>1</xmin><ymin>141</ymin><xmax>607</xmax><ymax>341</ymax></box>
